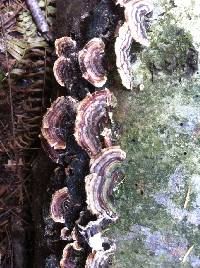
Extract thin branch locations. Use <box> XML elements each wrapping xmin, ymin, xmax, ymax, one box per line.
<box><xmin>184</xmin><ymin>185</ymin><xmax>191</xmax><ymax>209</ymax></box>
<box><xmin>182</xmin><ymin>245</ymin><xmax>194</xmax><ymax>263</ymax></box>
<box><xmin>25</xmin><ymin>0</ymin><xmax>51</xmax><ymax>41</ymax></box>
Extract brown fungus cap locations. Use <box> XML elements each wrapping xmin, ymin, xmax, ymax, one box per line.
<box><xmin>50</xmin><ymin>187</ymin><xmax>71</xmax><ymax>223</ymax></box>
<box><xmin>60</xmin><ymin>227</ymin><xmax>71</xmax><ymax>241</ymax></box>
<box><xmin>53</xmin><ymin>56</ymin><xmax>75</xmax><ymax>87</ymax></box>
<box><xmin>41</xmin><ymin>96</ymin><xmax>77</xmax><ymax>150</ymax></box>
<box><xmin>55</xmin><ymin>36</ymin><xmax>77</xmax><ymax>58</ymax></box>
<box><xmin>124</xmin><ymin>0</ymin><xmax>153</xmax><ymax>47</ymax></box>
<box><xmin>115</xmin><ymin>22</ymin><xmax>133</xmax><ymax>90</ymax></box>
<box><xmin>78</xmin><ymin>38</ymin><xmax>107</xmax><ymax>87</ymax></box>
<box><xmin>85</xmin><ymin>146</ymin><xmax>126</xmax><ymax>218</ymax></box>
<box><xmin>90</xmin><ymin>146</ymin><xmax>126</xmax><ymax>178</ymax></box>
<box><xmin>74</xmin><ymin>89</ymin><xmax>117</xmax><ymax>157</ymax></box>
<box><xmin>60</xmin><ymin>243</ymin><xmax>83</xmax><ymax>268</ymax></box>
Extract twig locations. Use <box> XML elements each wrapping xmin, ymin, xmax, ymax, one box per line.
<box><xmin>25</xmin><ymin>0</ymin><xmax>51</xmax><ymax>41</ymax></box>
<box><xmin>4</xmin><ymin>177</ymin><xmax>30</xmax><ymax>202</ymax></box>
<box><xmin>182</xmin><ymin>245</ymin><xmax>194</xmax><ymax>263</ymax></box>
<box><xmin>13</xmin><ymin>0</ymin><xmax>28</xmax><ymax>11</ymax></box>
<box><xmin>0</xmin><ymin>5</ymin><xmax>23</xmax><ymax>30</ymax></box>
<box><xmin>184</xmin><ymin>185</ymin><xmax>191</xmax><ymax>209</ymax></box>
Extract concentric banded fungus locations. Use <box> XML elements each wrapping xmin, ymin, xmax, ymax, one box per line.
<box><xmin>85</xmin><ymin>246</ymin><xmax>115</xmax><ymax>268</ymax></box>
<box><xmin>78</xmin><ymin>38</ymin><xmax>107</xmax><ymax>87</ymax></box>
<box><xmin>55</xmin><ymin>36</ymin><xmax>77</xmax><ymax>58</ymax></box>
<box><xmin>50</xmin><ymin>187</ymin><xmax>71</xmax><ymax>223</ymax></box>
<box><xmin>60</xmin><ymin>243</ymin><xmax>83</xmax><ymax>268</ymax></box>
<box><xmin>124</xmin><ymin>0</ymin><xmax>153</xmax><ymax>47</ymax></box>
<box><xmin>85</xmin><ymin>146</ymin><xmax>126</xmax><ymax>217</ymax></box>
<box><xmin>41</xmin><ymin>96</ymin><xmax>77</xmax><ymax>150</ymax></box>
<box><xmin>74</xmin><ymin>89</ymin><xmax>116</xmax><ymax>156</ymax></box>
<box><xmin>115</xmin><ymin>22</ymin><xmax>133</xmax><ymax>89</ymax></box>
<box><xmin>53</xmin><ymin>56</ymin><xmax>75</xmax><ymax>87</ymax></box>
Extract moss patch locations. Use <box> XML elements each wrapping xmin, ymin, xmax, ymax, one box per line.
<box><xmin>109</xmin><ymin>2</ymin><xmax>200</xmax><ymax>266</ymax></box>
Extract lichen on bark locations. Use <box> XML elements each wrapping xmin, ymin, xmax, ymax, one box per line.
<box><xmin>109</xmin><ymin>0</ymin><xmax>200</xmax><ymax>267</ymax></box>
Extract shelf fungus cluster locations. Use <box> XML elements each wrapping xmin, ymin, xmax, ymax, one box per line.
<box><xmin>53</xmin><ymin>36</ymin><xmax>107</xmax><ymax>89</ymax></box>
<box><xmin>115</xmin><ymin>0</ymin><xmax>153</xmax><ymax>89</ymax></box>
<box><xmin>53</xmin><ymin>36</ymin><xmax>77</xmax><ymax>88</ymax></box>
<box><xmin>115</xmin><ymin>22</ymin><xmax>133</xmax><ymax>89</ymax></box>
<box><xmin>41</xmin><ymin>96</ymin><xmax>77</xmax><ymax>150</ymax></box>
<box><xmin>78</xmin><ymin>38</ymin><xmax>107</xmax><ymax>87</ymax></box>
<box><xmin>74</xmin><ymin>89</ymin><xmax>117</xmax><ymax>157</ymax></box>
<box><xmin>41</xmin><ymin>17</ymin><xmax>127</xmax><ymax>266</ymax></box>
<box><xmin>86</xmin><ymin>147</ymin><xmax>126</xmax><ymax>219</ymax></box>
<box><xmin>41</xmin><ymin>89</ymin><xmax>125</xmax><ymax>267</ymax></box>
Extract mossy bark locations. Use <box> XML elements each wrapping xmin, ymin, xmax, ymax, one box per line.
<box><xmin>108</xmin><ymin>1</ymin><xmax>200</xmax><ymax>267</ymax></box>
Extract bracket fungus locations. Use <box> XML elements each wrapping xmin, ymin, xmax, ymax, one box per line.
<box><xmin>124</xmin><ymin>0</ymin><xmax>153</xmax><ymax>47</ymax></box>
<box><xmin>53</xmin><ymin>36</ymin><xmax>77</xmax><ymax>88</ymax></box>
<box><xmin>53</xmin><ymin>56</ymin><xmax>75</xmax><ymax>87</ymax></box>
<box><xmin>55</xmin><ymin>36</ymin><xmax>77</xmax><ymax>58</ymax></box>
<box><xmin>78</xmin><ymin>38</ymin><xmax>107</xmax><ymax>87</ymax></box>
<box><xmin>85</xmin><ymin>147</ymin><xmax>126</xmax><ymax>218</ymax></box>
<box><xmin>115</xmin><ymin>22</ymin><xmax>133</xmax><ymax>89</ymax></box>
<box><xmin>60</xmin><ymin>243</ymin><xmax>83</xmax><ymax>268</ymax></box>
<box><xmin>50</xmin><ymin>187</ymin><xmax>71</xmax><ymax>223</ymax></box>
<box><xmin>41</xmin><ymin>96</ymin><xmax>77</xmax><ymax>150</ymax></box>
<box><xmin>74</xmin><ymin>89</ymin><xmax>117</xmax><ymax>157</ymax></box>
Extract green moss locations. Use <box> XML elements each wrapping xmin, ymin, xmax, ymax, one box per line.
<box><xmin>107</xmin><ymin>1</ymin><xmax>200</xmax><ymax>266</ymax></box>
<box><xmin>110</xmin><ymin>72</ymin><xmax>200</xmax><ymax>266</ymax></box>
<box><xmin>145</xmin><ymin>12</ymin><xmax>193</xmax><ymax>73</ymax></box>
<box><xmin>131</xmin><ymin>10</ymin><xmax>194</xmax><ymax>88</ymax></box>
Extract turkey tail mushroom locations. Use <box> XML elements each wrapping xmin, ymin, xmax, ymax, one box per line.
<box><xmin>85</xmin><ymin>147</ymin><xmax>126</xmax><ymax>218</ymax></box>
<box><xmin>50</xmin><ymin>187</ymin><xmax>71</xmax><ymax>223</ymax></box>
<box><xmin>41</xmin><ymin>96</ymin><xmax>77</xmax><ymax>150</ymax></box>
<box><xmin>53</xmin><ymin>36</ymin><xmax>77</xmax><ymax>88</ymax></box>
<box><xmin>55</xmin><ymin>36</ymin><xmax>77</xmax><ymax>58</ymax></box>
<box><xmin>124</xmin><ymin>0</ymin><xmax>153</xmax><ymax>47</ymax></box>
<box><xmin>60</xmin><ymin>243</ymin><xmax>84</xmax><ymax>268</ymax></box>
<box><xmin>78</xmin><ymin>38</ymin><xmax>107</xmax><ymax>87</ymax></box>
<box><xmin>74</xmin><ymin>89</ymin><xmax>117</xmax><ymax>157</ymax></box>
<box><xmin>115</xmin><ymin>22</ymin><xmax>133</xmax><ymax>90</ymax></box>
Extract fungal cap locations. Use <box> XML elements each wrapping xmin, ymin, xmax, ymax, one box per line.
<box><xmin>74</xmin><ymin>89</ymin><xmax>117</xmax><ymax>156</ymax></box>
<box><xmin>78</xmin><ymin>38</ymin><xmax>107</xmax><ymax>87</ymax></box>
<box><xmin>50</xmin><ymin>187</ymin><xmax>69</xmax><ymax>223</ymax></box>
<box><xmin>60</xmin><ymin>243</ymin><xmax>82</xmax><ymax>268</ymax></box>
<box><xmin>85</xmin><ymin>146</ymin><xmax>126</xmax><ymax>217</ymax></box>
<box><xmin>41</xmin><ymin>96</ymin><xmax>77</xmax><ymax>150</ymax></box>
<box><xmin>55</xmin><ymin>36</ymin><xmax>76</xmax><ymax>57</ymax></box>
<box><xmin>53</xmin><ymin>56</ymin><xmax>72</xmax><ymax>87</ymax></box>
<box><xmin>115</xmin><ymin>22</ymin><xmax>133</xmax><ymax>90</ymax></box>
<box><xmin>124</xmin><ymin>0</ymin><xmax>153</xmax><ymax>47</ymax></box>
